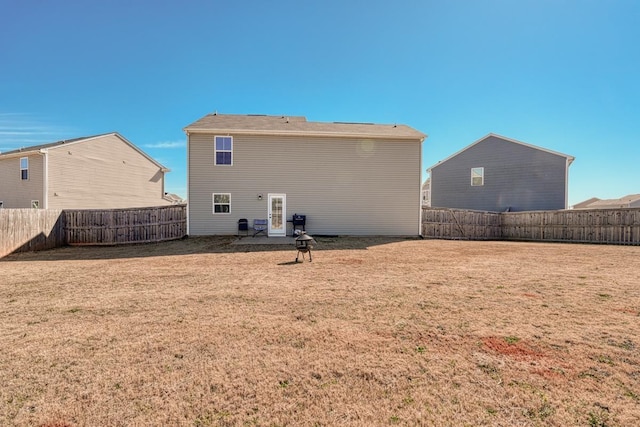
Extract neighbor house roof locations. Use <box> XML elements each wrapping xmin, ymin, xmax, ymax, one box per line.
<box><xmin>427</xmin><ymin>133</ymin><xmax>575</xmax><ymax>171</ymax></box>
<box><xmin>573</xmin><ymin>194</ymin><xmax>640</xmax><ymax>209</ymax></box>
<box><xmin>0</xmin><ymin>132</ymin><xmax>169</xmax><ymax>172</ymax></box>
<box><xmin>184</xmin><ymin>113</ymin><xmax>426</xmax><ymax>140</ymax></box>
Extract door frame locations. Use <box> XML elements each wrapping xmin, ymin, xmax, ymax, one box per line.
<box><xmin>267</xmin><ymin>193</ymin><xmax>286</xmax><ymax>236</ymax></box>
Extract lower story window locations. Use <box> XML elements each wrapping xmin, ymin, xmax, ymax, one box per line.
<box><xmin>213</xmin><ymin>193</ymin><xmax>230</xmax><ymax>214</ymax></box>
<box><xmin>31</xmin><ymin>200</ymin><xmax>40</xmax><ymax>209</ymax></box>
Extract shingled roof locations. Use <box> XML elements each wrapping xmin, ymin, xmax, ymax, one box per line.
<box><xmin>184</xmin><ymin>113</ymin><xmax>426</xmax><ymax>140</ymax></box>
<box><xmin>0</xmin><ymin>133</ymin><xmax>113</xmax><ymax>157</ymax></box>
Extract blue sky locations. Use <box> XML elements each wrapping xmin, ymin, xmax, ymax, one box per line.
<box><xmin>1</xmin><ymin>0</ymin><xmax>638</xmax><ymax>205</ymax></box>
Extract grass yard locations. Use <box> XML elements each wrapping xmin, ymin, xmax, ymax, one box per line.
<box><xmin>1</xmin><ymin>237</ymin><xmax>639</xmax><ymax>426</ymax></box>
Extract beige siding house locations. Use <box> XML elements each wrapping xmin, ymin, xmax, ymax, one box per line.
<box><xmin>0</xmin><ymin>133</ymin><xmax>172</xmax><ymax>209</ymax></box>
<box><xmin>184</xmin><ymin>114</ymin><xmax>427</xmax><ymax>236</ymax></box>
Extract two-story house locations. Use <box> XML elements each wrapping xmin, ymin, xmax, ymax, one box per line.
<box><xmin>0</xmin><ymin>133</ymin><xmax>172</xmax><ymax>209</ymax></box>
<box><xmin>427</xmin><ymin>134</ymin><xmax>574</xmax><ymax>212</ymax></box>
<box><xmin>184</xmin><ymin>113</ymin><xmax>426</xmax><ymax>236</ymax></box>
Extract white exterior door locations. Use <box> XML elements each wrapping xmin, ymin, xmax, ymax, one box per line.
<box><xmin>268</xmin><ymin>194</ymin><xmax>286</xmax><ymax>236</ymax></box>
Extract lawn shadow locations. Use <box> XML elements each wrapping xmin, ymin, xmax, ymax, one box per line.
<box><xmin>1</xmin><ymin>235</ymin><xmax>419</xmax><ymax>262</ymax></box>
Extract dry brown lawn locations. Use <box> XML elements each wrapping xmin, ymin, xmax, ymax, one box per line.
<box><xmin>1</xmin><ymin>237</ymin><xmax>639</xmax><ymax>426</ymax></box>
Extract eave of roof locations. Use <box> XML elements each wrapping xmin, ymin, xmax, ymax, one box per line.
<box><xmin>427</xmin><ymin>133</ymin><xmax>575</xmax><ymax>171</ymax></box>
<box><xmin>183</xmin><ymin>114</ymin><xmax>426</xmax><ymax>141</ymax></box>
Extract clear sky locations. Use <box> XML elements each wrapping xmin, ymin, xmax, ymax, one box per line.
<box><xmin>1</xmin><ymin>0</ymin><xmax>638</xmax><ymax>206</ymax></box>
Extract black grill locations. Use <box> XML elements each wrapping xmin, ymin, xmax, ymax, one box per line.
<box><xmin>292</xmin><ymin>214</ymin><xmax>306</xmax><ymax>233</ymax></box>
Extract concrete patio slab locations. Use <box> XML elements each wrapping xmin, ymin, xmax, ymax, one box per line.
<box><xmin>231</xmin><ymin>236</ymin><xmax>296</xmax><ymax>245</ymax></box>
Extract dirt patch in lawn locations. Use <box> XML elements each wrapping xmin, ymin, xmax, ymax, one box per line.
<box><xmin>1</xmin><ymin>237</ymin><xmax>639</xmax><ymax>426</ymax></box>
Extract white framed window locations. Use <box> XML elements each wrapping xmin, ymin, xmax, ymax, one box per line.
<box><xmin>214</xmin><ymin>136</ymin><xmax>233</xmax><ymax>165</ymax></box>
<box><xmin>212</xmin><ymin>193</ymin><xmax>230</xmax><ymax>214</ymax></box>
<box><xmin>31</xmin><ymin>200</ymin><xmax>40</xmax><ymax>209</ymax></box>
<box><xmin>0</xmin><ymin>201</ymin><xmax>4</xmax><ymax>208</ymax></box>
<box><xmin>471</xmin><ymin>167</ymin><xmax>484</xmax><ymax>186</ymax></box>
<box><xmin>20</xmin><ymin>157</ymin><xmax>29</xmax><ymax>180</ymax></box>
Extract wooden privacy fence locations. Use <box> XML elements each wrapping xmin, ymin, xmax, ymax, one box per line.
<box><xmin>422</xmin><ymin>208</ymin><xmax>502</xmax><ymax>240</ymax></box>
<box><xmin>423</xmin><ymin>207</ymin><xmax>640</xmax><ymax>245</ymax></box>
<box><xmin>65</xmin><ymin>205</ymin><xmax>187</xmax><ymax>245</ymax></box>
<box><xmin>0</xmin><ymin>209</ymin><xmax>66</xmax><ymax>258</ymax></box>
<box><xmin>0</xmin><ymin>205</ymin><xmax>187</xmax><ymax>258</ymax></box>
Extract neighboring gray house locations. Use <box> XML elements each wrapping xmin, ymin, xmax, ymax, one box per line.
<box><xmin>0</xmin><ymin>133</ymin><xmax>173</xmax><ymax>209</ymax></box>
<box><xmin>573</xmin><ymin>194</ymin><xmax>640</xmax><ymax>209</ymax></box>
<box><xmin>427</xmin><ymin>134</ymin><xmax>574</xmax><ymax>212</ymax></box>
<box><xmin>184</xmin><ymin>113</ymin><xmax>426</xmax><ymax>236</ymax></box>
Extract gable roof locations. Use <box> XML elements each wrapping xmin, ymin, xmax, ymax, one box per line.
<box><xmin>0</xmin><ymin>132</ymin><xmax>169</xmax><ymax>172</ymax></box>
<box><xmin>184</xmin><ymin>113</ymin><xmax>426</xmax><ymax>140</ymax></box>
<box><xmin>427</xmin><ymin>133</ymin><xmax>575</xmax><ymax>171</ymax></box>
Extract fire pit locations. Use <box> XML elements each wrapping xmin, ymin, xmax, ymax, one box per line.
<box><xmin>295</xmin><ymin>231</ymin><xmax>316</xmax><ymax>262</ymax></box>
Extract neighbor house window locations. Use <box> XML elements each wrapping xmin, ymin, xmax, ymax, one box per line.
<box><xmin>471</xmin><ymin>167</ymin><xmax>484</xmax><ymax>186</ymax></box>
<box><xmin>20</xmin><ymin>157</ymin><xmax>28</xmax><ymax>180</ymax></box>
<box><xmin>0</xmin><ymin>201</ymin><xmax>4</xmax><ymax>208</ymax></box>
<box><xmin>31</xmin><ymin>200</ymin><xmax>39</xmax><ymax>209</ymax></box>
<box><xmin>215</xmin><ymin>136</ymin><xmax>233</xmax><ymax>165</ymax></box>
<box><xmin>213</xmin><ymin>193</ymin><xmax>230</xmax><ymax>213</ymax></box>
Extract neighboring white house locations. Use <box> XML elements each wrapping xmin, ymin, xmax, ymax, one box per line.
<box><xmin>0</xmin><ymin>133</ymin><xmax>173</xmax><ymax>209</ymax></box>
<box><xmin>184</xmin><ymin>113</ymin><xmax>427</xmax><ymax>236</ymax></box>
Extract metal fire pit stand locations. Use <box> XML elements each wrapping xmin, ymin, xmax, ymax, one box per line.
<box><xmin>295</xmin><ymin>231</ymin><xmax>316</xmax><ymax>262</ymax></box>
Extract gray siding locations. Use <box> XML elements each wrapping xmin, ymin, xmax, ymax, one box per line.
<box><xmin>188</xmin><ymin>133</ymin><xmax>422</xmax><ymax>236</ymax></box>
<box><xmin>431</xmin><ymin>135</ymin><xmax>568</xmax><ymax>212</ymax></box>
<box><xmin>0</xmin><ymin>154</ymin><xmax>44</xmax><ymax>208</ymax></box>
<box><xmin>46</xmin><ymin>134</ymin><xmax>170</xmax><ymax>209</ymax></box>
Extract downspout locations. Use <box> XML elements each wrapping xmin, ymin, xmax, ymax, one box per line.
<box><xmin>418</xmin><ymin>135</ymin><xmax>427</xmax><ymax>236</ymax></box>
<box><xmin>39</xmin><ymin>149</ymin><xmax>48</xmax><ymax>209</ymax></box>
<box><xmin>565</xmin><ymin>157</ymin><xmax>573</xmax><ymax>210</ymax></box>
<box><xmin>185</xmin><ymin>131</ymin><xmax>190</xmax><ymax>236</ymax></box>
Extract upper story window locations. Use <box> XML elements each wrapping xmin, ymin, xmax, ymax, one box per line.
<box><xmin>471</xmin><ymin>167</ymin><xmax>484</xmax><ymax>186</ymax></box>
<box><xmin>20</xmin><ymin>157</ymin><xmax>29</xmax><ymax>180</ymax></box>
<box><xmin>215</xmin><ymin>136</ymin><xmax>233</xmax><ymax>165</ymax></box>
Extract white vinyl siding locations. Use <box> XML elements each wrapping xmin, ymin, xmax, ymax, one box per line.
<box><xmin>189</xmin><ymin>133</ymin><xmax>422</xmax><ymax>236</ymax></box>
<box><xmin>45</xmin><ymin>134</ymin><xmax>170</xmax><ymax>209</ymax></box>
<box><xmin>0</xmin><ymin>154</ymin><xmax>44</xmax><ymax>208</ymax></box>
